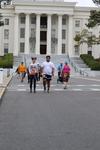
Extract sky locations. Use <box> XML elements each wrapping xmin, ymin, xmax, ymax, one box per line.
<box><xmin>64</xmin><ymin>0</ymin><xmax>96</xmax><ymax>7</ymax></box>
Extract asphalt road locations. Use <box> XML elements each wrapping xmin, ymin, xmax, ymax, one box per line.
<box><xmin>0</xmin><ymin>76</ymin><xmax>100</xmax><ymax>150</ymax></box>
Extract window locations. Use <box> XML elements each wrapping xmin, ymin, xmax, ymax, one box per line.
<box><xmin>20</xmin><ymin>16</ymin><xmax>25</xmax><ymax>24</ymax></box>
<box><xmin>52</xmin><ymin>29</ymin><xmax>56</xmax><ymax>37</ymax></box>
<box><xmin>75</xmin><ymin>45</ymin><xmax>79</xmax><ymax>55</ymax></box>
<box><xmin>62</xmin><ymin>18</ymin><xmax>66</xmax><ymax>25</ymax></box>
<box><xmin>40</xmin><ymin>16</ymin><xmax>47</xmax><ymax>28</ymax></box>
<box><xmin>5</xmin><ymin>19</ymin><xmax>9</xmax><ymax>25</ymax></box>
<box><xmin>20</xmin><ymin>28</ymin><xmax>25</xmax><ymax>38</ymax></box>
<box><xmin>31</xmin><ymin>16</ymin><xmax>36</xmax><ymax>24</ymax></box>
<box><xmin>62</xmin><ymin>30</ymin><xmax>66</xmax><ymax>39</ymax></box>
<box><xmin>88</xmin><ymin>50</ymin><xmax>92</xmax><ymax>56</ymax></box>
<box><xmin>52</xmin><ymin>17</ymin><xmax>56</xmax><ymax>25</ymax></box>
<box><xmin>40</xmin><ymin>31</ymin><xmax>47</xmax><ymax>41</ymax></box>
<box><xmin>62</xmin><ymin>44</ymin><xmax>65</xmax><ymax>54</ymax></box>
<box><xmin>31</xmin><ymin>28</ymin><xmax>35</xmax><ymax>37</ymax></box>
<box><xmin>4</xmin><ymin>29</ymin><xmax>9</xmax><ymax>39</ymax></box>
<box><xmin>75</xmin><ymin>31</ymin><xmax>80</xmax><ymax>35</ymax></box>
<box><xmin>75</xmin><ymin>20</ymin><xmax>80</xmax><ymax>27</ymax></box>
<box><xmin>20</xmin><ymin>43</ymin><xmax>25</xmax><ymax>52</ymax></box>
<box><xmin>88</xmin><ymin>32</ymin><xmax>92</xmax><ymax>36</ymax></box>
<box><xmin>4</xmin><ymin>43</ymin><xmax>8</xmax><ymax>53</ymax></box>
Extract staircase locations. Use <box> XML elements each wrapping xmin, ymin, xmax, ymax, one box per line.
<box><xmin>14</xmin><ymin>54</ymin><xmax>91</xmax><ymax>77</ymax></box>
<box><xmin>71</xmin><ymin>57</ymin><xmax>90</xmax><ymax>69</ymax></box>
<box><xmin>14</xmin><ymin>54</ymin><xmax>75</xmax><ymax>74</ymax></box>
<box><xmin>13</xmin><ymin>55</ymin><xmax>24</xmax><ymax>67</ymax></box>
<box><xmin>24</xmin><ymin>54</ymin><xmax>69</xmax><ymax>67</ymax></box>
<box><xmin>69</xmin><ymin>56</ymin><xmax>91</xmax><ymax>76</ymax></box>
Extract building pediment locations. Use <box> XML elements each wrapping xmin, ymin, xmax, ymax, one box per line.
<box><xmin>13</xmin><ymin>0</ymin><xmax>76</xmax><ymax>15</ymax></box>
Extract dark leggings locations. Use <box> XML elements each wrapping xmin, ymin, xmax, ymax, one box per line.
<box><xmin>30</xmin><ymin>75</ymin><xmax>37</xmax><ymax>92</ymax></box>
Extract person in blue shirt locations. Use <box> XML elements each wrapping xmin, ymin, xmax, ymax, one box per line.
<box><xmin>57</xmin><ymin>62</ymin><xmax>63</xmax><ymax>83</ymax></box>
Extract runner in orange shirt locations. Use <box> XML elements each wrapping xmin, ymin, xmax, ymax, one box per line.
<box><xmin>17</xmin><ymin>62</ymin><xmax>27</xmax><ymax>82</ymax></box>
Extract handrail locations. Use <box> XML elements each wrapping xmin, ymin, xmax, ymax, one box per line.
<box><xmin>68</xmin><ymin>55</ymin><xmax>89</xmax><ymax>76</ymax></box>
<box><xmin>24</xmin><ymin>55</ymin><xmax>27</xmax><ymax>67</ymax></box>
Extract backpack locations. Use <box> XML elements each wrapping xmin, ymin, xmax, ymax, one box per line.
<box><xmin>63</xmin><ymin>65</ymin><xmax>70</xmax><ymax>74</ymax></box>
<box><xmin>29</xmin><ymin>68</ymin><xmax>37</xmax><ymax>76</ymax></box>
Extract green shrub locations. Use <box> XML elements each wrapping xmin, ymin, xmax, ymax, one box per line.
<box><xmin>80</xmin><ymin>54</ymin><xmax>100</xmax><ymax>70</ymax></box>
<box><xmin>0</xmin><ymin>53</ymin><xmax>13</xmax><ymax>68</ymax></box>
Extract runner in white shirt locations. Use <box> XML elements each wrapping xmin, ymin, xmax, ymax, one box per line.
<box><xmin>41</xmin><ymin>55</ymin><xmax>55</xmax><ymax>93</ymax></box>
<box><xmin>29</xmin><ymin>57</ymin><xmax>38</xmax><ymax>93</ymax></box>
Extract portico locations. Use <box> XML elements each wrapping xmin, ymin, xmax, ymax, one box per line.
<box><xmin>12</xmin><ymin>0</ymin><xmax>76</xmax><ymax>56</ymax></box>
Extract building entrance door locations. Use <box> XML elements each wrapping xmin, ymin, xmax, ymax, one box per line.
<box><xmin>40</xmin><ymin>45</ymin><xmax>47</xmax><ymax>54</ymax></box>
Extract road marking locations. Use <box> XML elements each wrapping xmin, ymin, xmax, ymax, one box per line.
<box><xmin>36</xmin><ymin>89</ymin><xmax>43</xmax><ymax>91</ymax></box>
<box><xmin>75</xmin><ymin>85</ymin><xmax>86</xmax><ymax>87</ymax></box>
<box><xmin>91</xmin><ymin>88</ymin><xmax>100</xmax><ymax>91</ymax></box>
<box><xmin>71</xmin><ymin>89</ymin><xmax>83</xmax><ymax>91</ymax></box>
<box><xmin>17</xmin><ymin>89</ymin><xmax>26</xmax><ymax>91</ymax></box>
<box><xmin>7</xmin><ymin>88</ymin><xmax>100</xmax><ymax>92</ymax></box>
<box><xmin>7</xmin><ymin>83</ymin><xmax>100</xmax><ymax>92</ymax></box>
<box><xmin>17</xmin><ymin>84</ymin><xmax>25</xmax><ymax>87</ymax></box>
<box><xmin>54</xmin><ymin>89</ymin><xmax>64</xmax><ymax>91</ymax></box>
<box><xmin>91</xmin><ymin>84</ymin><xmax>100</xmax><ymax>87</ymax></box>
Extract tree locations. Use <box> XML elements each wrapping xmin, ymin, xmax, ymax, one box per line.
<box><xmin>74</xmin><ymin>29</ymin><xmax>89</xmax><ymax>47</ymax></box>
<box><xmin>92</xmin><ymin>0</ymin><xmax>100</xmax><ymax>5</ymax></box>
<box><xmin>0</xmin><ymin>0</ymin><xmax>11</xmax><ymax>8</ymax></box>
<box><xmin>86</xmin><ymin>10</ymin><xmax>100</xmax><ymax>28</ymax></box>
<box><xmin>74</xmin><ymin>29</ymin><xmax>97</xmax><ymax>54</ymax></box>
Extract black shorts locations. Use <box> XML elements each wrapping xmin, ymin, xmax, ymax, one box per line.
<box><xmin>44</xmin><ymin>74</ymin><xmax>52</xmax><ymax>80</ymax></box>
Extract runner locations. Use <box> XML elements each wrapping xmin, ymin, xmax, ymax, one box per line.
<box><xmin>57</xmin><ymin>62</ymin><xmax>63</xmax><ymax>83</ymax></box>
<box><xmin>41</xmin><ymin>55</ymin><xmax>55</xmax><ymax>93</ymax></box>
<box><xmin>62</xmin><ymin>62</ymin><xmax>70</xmax><ymax>89</ymax></box>
<box><xmin>17</xmin><ymin>62</ymin><xmax>27</xmax><ymax>82</ymax></box>
<box><xmin>29</xmin><ymin>57</ymin><xmax>38</xmax><ymax>93</ymax></box>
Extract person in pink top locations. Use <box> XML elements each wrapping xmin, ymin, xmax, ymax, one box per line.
<box><xmin>62</xmin><ymin>61</ymin><xmax>70</xmax><ymax>89</ymax></box>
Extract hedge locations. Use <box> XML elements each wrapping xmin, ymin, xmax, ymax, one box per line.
<box><xmin>80</xmin><ymin>54</ymin><xmax>100</xmax><ymax>70</ymax></box>
<box><xmin>0</xmin><ymin>53</ymin><xmax>13</xmax><ymax>68</ymax></box>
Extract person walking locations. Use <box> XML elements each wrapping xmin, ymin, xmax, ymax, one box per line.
<box><xmin>27</xmin><ymin>66</ymin><xmax>30</xmax><ymax>83</ymax></box>
<box><xmin>41</xmin><ymin>55</ymin><xmax>55</xmax><ymax>93</ymax></box>
<box><xmin>62</xmin><ymin>62</ymin><xmax>70</xmax><ymax>89</ymax></box>
<box><xmin>17</xmin><ymin>62</ymin><xmax>27</xmax><ymax>82</ymax></box>
<box><xmin>29</xmin><ymin>57</ymin><xmax>38</xmax><ymax>93</ymax></box>
<box><xmin>57</xmin><ymin>62</ymin><xmax>63</xmax><ymax>83</ymax></box>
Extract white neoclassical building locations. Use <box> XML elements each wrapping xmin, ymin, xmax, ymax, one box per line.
<box><xmin>0</xmin><ymin>0</ymin><xmax>100</xmax><ymax>58</ymax></box>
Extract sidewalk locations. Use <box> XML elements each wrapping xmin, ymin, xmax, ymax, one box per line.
<box><xmin>0</xmin><ymin>75</ymin><xmax>12</xmax><ymax>100</ymax></box>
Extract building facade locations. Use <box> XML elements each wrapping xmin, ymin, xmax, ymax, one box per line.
<box><xmin>0</xmin><ymin>0</ymin><xmax>100</xmax><ymax>58</ymax></box>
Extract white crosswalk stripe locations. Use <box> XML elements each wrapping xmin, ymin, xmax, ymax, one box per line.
<box><xmin>91</xmin><ymin>89</ymin><xmax>100</xmax><ymax>91</ymax></box>
<box><xmin>7</xmin><ymin>83</ymin><xmax>100</xmax><ymax>92</ymax></box>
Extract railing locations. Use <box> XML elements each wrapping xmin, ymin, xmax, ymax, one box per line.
<box><xmin>24</xmin><ymin>55</ymin><xmax>27</xmax><ymax>67</ymax></box>
<box><xmin>67</xmin><ymin>55</ymin><xmax>89</xmax><ymax>77</ymax></box>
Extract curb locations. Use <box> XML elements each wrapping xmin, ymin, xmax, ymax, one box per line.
<box><xmin>0</xmin><ymin>75</ymin><xmax>13</xmax><ymax>101</ymax></box>
<box><xmin>0</xmin><ymin>88</ymin><xmax>6</xmax><ymax>100</ymax></box>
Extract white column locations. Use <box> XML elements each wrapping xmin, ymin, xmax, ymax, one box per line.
<box><xmin>68</xmin><ymin>15</ymin><xmax>74</xmax><ymax>57</ymax></box>
<box><xmin>25</xmin><ymin>14</ymin><xmax>30</xmax><ymax>54</ymax></box>
<box><xmin>14</xmin><ymin>14</ymin><xmax>19</xmax><ymax>56</ymax></box>
<box><xmin>58</xmin><ymin>15</ymin><xmax>62</xmax><ymax>55</ymax></box>
<box><xmin>47</xmin><ymin>14</ymin><xmax>51</xmax><ymax>55</ymax></box>
<box><xmin>36</xmin><ymin>14</ymin><xmax>40</xmax><ymax>54</ymax></box>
